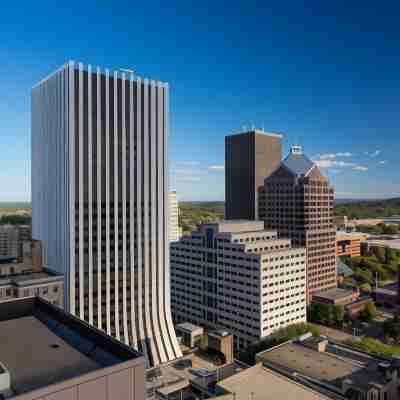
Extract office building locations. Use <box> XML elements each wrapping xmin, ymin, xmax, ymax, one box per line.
<box><xmin>225</xmin><ymin>130</ymin><xmax>282</xmax><ymax>220</ymax></box>
<box><xmin>362</xmin><ymin>238</ymin><xmax>400</xmax><ymax>255</ymax></box>
<box><xmin>0</xmin><ymin>225</ymin><xmax>18</xmax><ymax>257</ymax></box>
<box><xmin>17</xmin><ymin>224</ymin><xmax>32</xmax><ymax>242</ymax></box>
<box><xmin>258</xmin><ymin>335</ymin><xmax>400</xmax><ymax>400</ymax></box>
<box><xmin>0</xmin><ymin>225</ymin><xmax>32</xmax><ymax>258</ymax></box>
<box><xmin>259</xmin><ymin>145</ymin><xmax>337</xmax><ymax>299</ymax></box>
<box><xmin>0</xmin><ymin>240</ymin><xmax>64</xmax><ymax>307</ymax></box>
<box><xmin>0</xmin><ymin>296</ymin><xmax>145</xmax><ymax>400</ymax></box>
<box><xmin>169</xmin><ymin>191</ymin><xmax>182</xmax><ymax>242</ymax></box>
<box><xmin>336</xmin><ymin>231</ymin><xmax>367</xmax><ymax>258</ymax></box>
<box><xmin>31</xmin><ymin>61</ymin><xmax>182</xmax><ymax>366</ymax></box>
<box><xmin>171</xmin><ymin>220</ymin><xmax>307</xmax><ymax>350</ymax></box>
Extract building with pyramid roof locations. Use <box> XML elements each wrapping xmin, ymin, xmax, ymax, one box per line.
<box><xmin>259</xmin><ymin>146</ymin><xmax>337</xmax><ymax>300</ymax></box>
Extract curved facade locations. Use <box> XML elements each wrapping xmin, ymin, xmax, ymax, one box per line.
<box><xmin>32</xmin><ymin>61</ymin><xmax>182</xmax><ymax>366</ymax></box>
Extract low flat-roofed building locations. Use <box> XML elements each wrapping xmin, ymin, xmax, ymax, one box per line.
<box><xmin>257</xmin><ymin>337</ymin><xmax>400</xmax><ymax>400</ymax></box>
<box><xmin>0</xmin><ymin>240</ymin><xmax>64</xmax><ymax>307</ymax></box>
<box><xmin>362</xmin><ymin>238</ymin><xmax>400</xmax><ymax>255</ymax></box>
<box><xmin>336</xmin><ymin>232</ymin><xmax>368</xmax><ymax>258</ymax></box>
<box><xmin>216</xmin><ymin>363</ymin><xmax>337</xmax><ymax>400</ymax></box>
<box><xmin>374</xmin><ymin>283</ymin><xmax>399</xmax><ymax>309</ymax></box>
<box><xmin>0</xmin><ymin>269</ymin><xmax>64</xmax><ymax>307</ymax></box>
<box><xmin>0</xmin><ymin>297</ymin><xmax>145</xmax><ymax>400</ymax></box>
<box><xmin>176</xmin><ymin>322</ymin><xmax>204</xmax><ymax>348</ymax></box>
<box><xmin>351</xmin><ymin>219</ymin><xmax>384</xmax><ymax>226</ymax></box>
<box><xmin>312</xmin><ymin>288</ymin><xmax>359</xmax><ymax>306</ymax></box>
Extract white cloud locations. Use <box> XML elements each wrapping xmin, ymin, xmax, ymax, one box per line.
<box><xmin>319</xmin><ymin>153</ymin><xmax>337</xmax><ymax>160</ymax></box>
<box><xmin>208</xmin><ymin>165</ymin><xmax>225</xmax><ymax>171</ymax></box>
<box><xmin>172</xmin><ymin>168</ymin><xmax>198</xmax><ymax>176</ymax></box>
<box><xmin>175</xmin><ymin>161</ymin><xmax>200</xmax><ymax>166</ymax></box>
<box><xmin>336</xmin><ymin>152</ymin><xmax>353</xmax><ymax>157</ymax></box>
<box><xmin>177</xmin><ymin>176</ymin><xmax>201</xmax><ymax>183</ymax></box>
<box><xmin>314</xmin><ymin>160</ymin><xmax>356</xmax><ymax>169</ymax></box>
<box><xmin>318</xmin><ymin>152</ymin><xmax>353</xmax><ymax>160</ymax></box>
<box><xmin>365</xmin><ymin>150</ymin><xmax>381</xmax><ymax>157</ymax></box>
<box><xmin>378</xmin><ymin>160</ymin><xmax>388</xmax><ymax>165</ymax></box>
<box><xmin>314</xmin><ymin>158</ymin><xmax>369</xmax><ymax>173</ymax></box>
<box><xmin>352</xmin><ymin>166</ymin><xmax>368</xmax><ymax>172</ymax></box>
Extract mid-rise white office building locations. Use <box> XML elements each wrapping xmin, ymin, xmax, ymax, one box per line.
<box><xmin>171</xmin><ymin>220</ymin><xmax>307</xmax><ymax>350</ymax></box>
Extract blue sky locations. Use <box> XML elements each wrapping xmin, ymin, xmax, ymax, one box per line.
<box><xmin>0</xmin><ymin>1</ymin><xmax>399</xmax><ymax>201</ymax></box>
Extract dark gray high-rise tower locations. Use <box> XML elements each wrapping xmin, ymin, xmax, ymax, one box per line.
<box><xmin>31</xmin><ymin>61</ymin><xmax>182</xmax><ymax>366</ymax></box>
<box><xmin>225</xmin><ymin>130</ymin><xmax>282</xmax><ymax>220</ymax></box>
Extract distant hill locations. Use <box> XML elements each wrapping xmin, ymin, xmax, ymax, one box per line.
<box><xmin>179</xmin><ymin>198</ymin><xmax>400</xmax><ymax>225</ymax></box>
<box><xmin>0</xmin><ymin>202</ymin><xmax>31</xmax><ymax>209</ymax></box>
<box><xmin>334</xmin><ymin>198</ymin><xmax>400</xmax><ymax>219</ymax></box>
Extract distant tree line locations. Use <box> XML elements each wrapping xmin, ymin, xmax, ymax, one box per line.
<box><xmin>0</xmin><ymin>215</ymin><xmax>31</xmax><ymax>225</ymax></box>
<box><xmin>334</xmin><ymin>198</ymin><xmax>400</xmax><ymax>219</ymax></box>
<box><xmin>357</xmin><ymin>223</ymin><xmax>399</xmax><ymax>235</ymax></box>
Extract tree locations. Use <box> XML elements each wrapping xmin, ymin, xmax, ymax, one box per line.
<box><xmin>373</xmin><ymin>246</ymin><xmax>386</xmax><ymax>263</ymax></box>
<box><xmin>310</xmin><ymin>303</ymin><xmax>323</xmax><ymax>322</ymax></box>
<box><xmin>359</xmin><ymin>283</ymin><xmax>372</xmax><ymax>294</ymax></box>
<box><xmin>360</xmin><ymin>302</ymin><xmax>377</xmax><ymax>323</ymax></box>
<box><xmin>385</xmin><ymin>248</ymin><xmax>397</xmax><ymax>264</ymax></box>
<box><xmin>383</xmin><ymin>316</ymin><xmax>400</xmax><ymax>343</ymax></box>
<box><xmin>333</xmin><ymin>305</ymin><xmax>345</xmax><ymax>327</ymax></box>
<box><xmin>0</xmin><ymin>215</ymin><xmax>31</xmax><ymax>225</ymax></box>
<box><xmin>319</xmin><ymin>303</ymin><xmax>334</xmax><ymax>325</ymax></box>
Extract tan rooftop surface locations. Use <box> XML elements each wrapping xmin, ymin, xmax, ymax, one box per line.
<box><xmin>217</xmin><ymin>364</ymin><xmax>331</xmax><ymax>400</ymax></box>
<box><xmin>260</xmin><ymin>341</ymin><xmax>386</xmax><ymax>390</ymax></box>
<box><xmin>261</xmin><ymin>343</ymin><xmax>356</xmax><ymax>385</ymax></box>
<box><xmin>0</xmin><ymin>316</ymin><xmax>100</xmax><ymax>395</ymax></box>
<box><xmin>313</xmin><ymin>288</ymin><xmax>353</xmax><ymax>301</ymax></box>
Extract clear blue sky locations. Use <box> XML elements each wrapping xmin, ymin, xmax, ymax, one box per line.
<box><xmin>1</xmin><ymin>1</ymin><xmax>399</xmax><ymax>201</ymax></box>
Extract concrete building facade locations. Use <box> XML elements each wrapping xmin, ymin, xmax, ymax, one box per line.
<box><xmin>0</xmin><ymin>225</ymin><xmax>32</xmax><ymax>259</ymax></box>
<box><xmin>170</xmin><ymin>220</ymin><xmax>307</xmax><ymax>350</ymax></box>
<box><xmin>225</xmin><ymin>130</ymin><xmax>282</xmax><ymax>220</ymax></box>
<box><xmin>169</xmin><ymin>191</ymin><xmax>182</xmax><ymax>242</ymax></box>
<box><xmin>0</xmin><ymin>225</ymin><xmax>18</xmax><ymax>257</ymax></box>
<box><xmin>31</xmin><ymin>61</ymin><xmax>182</xmax><ymax>366</ymax></box>
<box><xmin>259</xmin><ymin>146</ymin><xmax>337</xmax><ymax>300</ymax></box>
<box><xmin>0</xmin><ymin>240</ymin><xmax>64</xmax><ymax>307</ymax></box>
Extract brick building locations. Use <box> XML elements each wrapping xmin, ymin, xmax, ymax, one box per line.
<box><xmin>259</xmin><ymin>146</ymin><xmax>337</xmax><ymax>300</ymax></box>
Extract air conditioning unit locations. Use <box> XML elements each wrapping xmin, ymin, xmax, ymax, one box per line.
<box><xmin>0</xmin><ymin>361</ymin><xmax>11</xmax><ymax>398</ymax></box>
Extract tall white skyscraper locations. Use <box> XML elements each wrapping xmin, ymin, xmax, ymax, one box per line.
<box><xmin>169</xmin><ymin>191</ymin><xmax>182</xmax><ymax>242</ymax></box>
<box><xmin>31</xmin><ymin>61</ymin><xmax>182</xmax><ymax>366</ymax></box>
